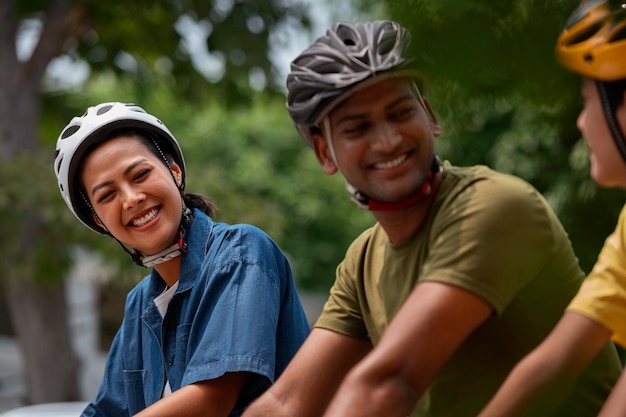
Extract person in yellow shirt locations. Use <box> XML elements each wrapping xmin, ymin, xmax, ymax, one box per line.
<box><xmin>479</xmin><ymin>1</ymin><xmax>626</xmax><ymax>416</ymax></box>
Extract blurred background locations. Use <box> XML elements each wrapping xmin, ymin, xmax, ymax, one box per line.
<box><xmin>1</xmin><ymin>0</ymin><xmax>623</xmax><ymax>411</ymax></box>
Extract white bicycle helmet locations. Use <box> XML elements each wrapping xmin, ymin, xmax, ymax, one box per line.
<box><xmin>54</xmin><ymin>102</ymin><xmax>186</xmax><ymax>234</ymax></box>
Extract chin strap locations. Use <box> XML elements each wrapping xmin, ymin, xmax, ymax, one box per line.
<box><xmin>130</xmin><ymin>207</ymin><xmax>193</xmax><ymax>267</ymax></box>
<box><xmin>348</xmin><ymin>155</ymin><xmax>442</xmax><ymax>211</ymax></box>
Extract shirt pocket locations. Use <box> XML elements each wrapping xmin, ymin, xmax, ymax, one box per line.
<box><xmin>123</xmin><ymin>369</ymin><xmax>147</xmax><ymax>415</ymax></box>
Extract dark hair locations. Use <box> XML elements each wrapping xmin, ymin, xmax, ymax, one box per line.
<box><xmin>603</xmin><ymin>79</ymin><xmax>626</xmax><ymax>109</ymax></box>
<box><xmin>183</xmin><ymin>192</ymin><xmax>218</xmax><ymax>218</ymax></box>
<box><xmin>80</xmin><ymin>129</ymin><xmax>218</xmax><ymax>219</ymax></box>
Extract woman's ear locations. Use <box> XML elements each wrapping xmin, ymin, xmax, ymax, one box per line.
<box><xmin>170</xmin><ymin>161</ymin><xmax>183</xmax><ymax>187</ymax></box>
<box><xmin>311</xmin><ymin>132</ymin><xmax>338</xmax><ymax>175</ymax></box>
<box><xmin>93</xmin><ymin>214</ymin><xmax>104</xmax><ymax>228</ymax></box>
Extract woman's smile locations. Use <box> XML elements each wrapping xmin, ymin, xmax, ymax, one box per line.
<box><xmin>129</xmin><ymin>206</ymin><xmax>160</xmax><ymax>228</ymax></box>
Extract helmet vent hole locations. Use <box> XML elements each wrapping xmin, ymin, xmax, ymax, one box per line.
<box><xmin>610</xmin><ymin>28</ymin><xmax>626</xmax><ymax>42</ymax></box>
<box><xmin>609</xmin><ymin>21</ymin><xmax>626</xmax><ymax>42</ymax></box>
<box><xmin>379</xmin><ymin>33</ymin><xmax>397</xmax><ymax>54</ymax></box>
<box><xmin>60</xmin><ymin>125</ymin><xmax>80</xmax><ymax>139</ymax></box>
<box><xmin>343</xmin><ymin>39</ymin><xmax>356</xmax><ymax>46</ymax></box>
<box><xmin>96</xmin><ymin>104</ymin><xmax>113</xmax><ymax>115</ymax></box>
<box><xmin>584</xmin><ymin>53</ymin><xmax>594</xmax><ymax>63</ymax></box>
<box><xmin>569</xmin><ymin>22</ymin><xmax>604</xmax><ymax>45</ymax></box>
<box><xmin>55</xmin><ymin>156</ymin><xmax>63</xmax><ymax>175</ymax></box>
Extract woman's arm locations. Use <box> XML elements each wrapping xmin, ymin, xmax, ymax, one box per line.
<box><xmin>134</xmin><ymin>372</ymin><xmax>250</xmax><ymax>417</ymax></box>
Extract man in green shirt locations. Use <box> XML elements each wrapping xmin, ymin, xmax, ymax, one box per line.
<box><xmin>242</xmin><ymin>19</ymin><xmax>622</xmax><ymax>417</ymax></box>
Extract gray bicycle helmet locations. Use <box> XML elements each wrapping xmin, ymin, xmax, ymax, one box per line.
<box><xmin>286</xmin><ymin>20</ymin><xmax>425</xmax><ymax>144</ymax></box>
<box><xmin>54</xmin><ymin>102</ymin><xmax>186</xmax><ymax>234</ymax></box>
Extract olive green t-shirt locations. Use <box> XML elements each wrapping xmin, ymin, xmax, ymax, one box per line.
<box><xmin>316</xmin><ymin>163</ymin><xmax>621</xmax><ymax>417</ymax></box>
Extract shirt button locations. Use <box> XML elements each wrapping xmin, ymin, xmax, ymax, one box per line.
<box><xmin>167</xmin><ymin>358</ymin><xmax>174</xmax><ymax>366</ymax></box>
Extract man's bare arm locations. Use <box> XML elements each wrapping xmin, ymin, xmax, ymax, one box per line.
<box><xmin>323</xmin><ymin>281</ymin><xmax>494</xmax><ymax>417</ymax></box>
<box><xmin>243</xmin><ymin>328</ymin><xmax>371</xmax><ymax>417</ymax></box>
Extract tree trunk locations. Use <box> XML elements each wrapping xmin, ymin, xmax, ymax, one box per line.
<box><xmin>5</xmin><ymin>279</ymin><xmax>81</xmax><ymax>404</ymax></box>
<box><xmin>0</xmin><ymin>0</ymin><xmax>83</xmax><ymax>405</ymax></box>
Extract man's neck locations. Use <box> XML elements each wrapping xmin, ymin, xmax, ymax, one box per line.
<box><xmin>372</xmin><ymin>172</ymin><xmax>442</xmax><ymax>245</ymax></box>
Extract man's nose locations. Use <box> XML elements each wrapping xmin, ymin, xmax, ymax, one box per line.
<box><xmin>372</xmin><ymin>122</ymin><xmax>401</xmax><ymax>150</ymax></box>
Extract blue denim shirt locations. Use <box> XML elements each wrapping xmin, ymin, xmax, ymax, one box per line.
<box><xmin>81</xmin><ymin>209</ymin><xmax>310</xmax><ymax>416</ymax></box>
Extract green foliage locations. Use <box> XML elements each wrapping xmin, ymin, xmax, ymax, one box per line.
<box><xmin>28</xmin><ymin>0</ymin><xmax>311</xmax><ymax>104</ymax></box>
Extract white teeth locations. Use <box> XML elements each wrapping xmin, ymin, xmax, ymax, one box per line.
<box><xmin>131</xmin><ymin>208</ymin><xmax>158</xmax><ymax>227</ymax></box>
<box><xmin>375</xmin><ymin>155</ymin><xmax>406</xmax><ymax>169</ymax></box>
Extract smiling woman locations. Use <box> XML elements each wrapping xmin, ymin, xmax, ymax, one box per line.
<box><xmin>80</xmin><ymin>134</ymin><xmax>187</xmax><ymax>264</ymax></box>
<box><xmin>52</xmin><ymin>102</ymin><xmax>310</xmax><ymax>417</ymax></box>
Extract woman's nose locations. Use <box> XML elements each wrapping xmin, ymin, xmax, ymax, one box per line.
<box><xmin>121</xmin><ymin>186</ymin><xmax>145</xmax><ymax>210</ymax></box>
<box><xmin>576</xmin><ymin>109</ymin><xmax>586</xmax><ymax>133</ymax></box>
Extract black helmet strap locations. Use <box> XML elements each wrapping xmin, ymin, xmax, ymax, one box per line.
<box><xmin>596</xmin><ymin>80</ymin><xmax>626</xmax><ymax>164</ymax></box>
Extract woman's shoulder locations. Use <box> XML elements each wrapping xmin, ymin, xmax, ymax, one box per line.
<box><xmin>207</xmin><ymin>220</ymin><xmax>289</xmax><ymax>266</ymax></box>
<box><xmin>212</xmin><ymin>221</ymin><xmax>275</xmax><ymax>245</ymax></box>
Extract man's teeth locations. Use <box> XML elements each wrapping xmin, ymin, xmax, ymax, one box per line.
<box><xmin>376</xmin><ymin>155</ymin><xmax>406</xmax><ymax>169</ymax></box>
<box><xmin>132</xmin><ymin>208</ymin><xmax>158</xmax><ymax>227</ymax></box>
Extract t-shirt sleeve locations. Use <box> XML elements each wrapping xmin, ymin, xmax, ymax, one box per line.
<box><xmin>420</xmin><ymin>174</ymin><xmax>569</xmax><ymax>315</ymax></box>
<box><xmin>567</xmin><ymin>205</ymin><xmax>626</xmax><ymax>348</ymax></box>
<box><xmin>314</xmin><ymin>231</ymin><xmax>372</xmax><ymax>341</ymax></box>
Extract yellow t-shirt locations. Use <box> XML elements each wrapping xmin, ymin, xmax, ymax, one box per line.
<box><xmin>567</xmin><ymin>204</ymin><xmax>626</xmax><ymax>347</ymax></box>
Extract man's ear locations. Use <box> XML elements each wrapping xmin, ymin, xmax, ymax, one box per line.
<box><xmin>311</xmin><ymin>132</ymin><xmax>339</xmax><ymax>175</ymax></box>
<box><xmin>423</xmin><ymin>99</ymin><xmax>443</xmax><ymax>138</ymax></box>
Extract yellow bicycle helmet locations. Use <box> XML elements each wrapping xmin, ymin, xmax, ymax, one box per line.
<box><xmin>556</xmin><ymin>0</ymin><xmax>626</xmax><ymax>81</ymax></box>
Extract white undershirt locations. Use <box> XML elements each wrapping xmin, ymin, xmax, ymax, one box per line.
<box><xmin>153</xmin><ymin>281</ymin><xmax>179</xmax><ymax>398</ymax></box>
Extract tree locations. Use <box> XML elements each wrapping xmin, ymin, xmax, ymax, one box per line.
<box><xmin>0</xmin><ymin>0</ymin><xmax>311</xmax><ymax>404</ymax></box>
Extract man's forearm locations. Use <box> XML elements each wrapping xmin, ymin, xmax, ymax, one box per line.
<box><xmin>323</xmin><ymin>365</ymin><xmax>416</xmax><ymax>417</ymax></box>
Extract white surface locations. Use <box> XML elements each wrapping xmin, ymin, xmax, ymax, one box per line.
<box><xmin>0</xmin><ymin>402</ymin><xmax>89</xmax><ymax>416</ymax></box>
